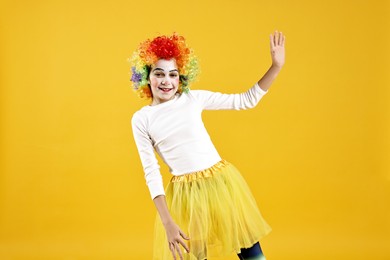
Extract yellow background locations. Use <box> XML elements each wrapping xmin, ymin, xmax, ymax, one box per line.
<box><xmin>0</xmin><ymin>0</ymin><xmax>389</xmax><ymax>259</ymax></box>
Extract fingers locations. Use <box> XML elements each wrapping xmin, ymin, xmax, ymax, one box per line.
<box><xmin>269</xmin><ymin>33</ymin><xmax>275</xmax><ymax>49</ymax></box>
<box><xmin>278</xmin><ymin>31</ymin><xmax>282</xmax><ymax>45</ymax></box>
<box><xmin>179</xmin><ymin>230</ymin><xmax>190</xmax><ymax>252</ymax></box>
<box><xmin>180</xmin><ymin>229</ymin><xmax>190</xmax><ymax>240</ymax></box>
<box><xmin>178</xmin><ymin>238</ymin><xmax>190</xmax><ymax>253</ymax></box>
<box><xmin>167</xmin><ymin>226</ymin><xmax>190</xmax><ymax>259</ymax></box>
<box><xmin>169</xmin><ymin>242</ymin><xmax>177</xmax><ymax>260</ymax></box>
<box><xmin>175</xmin><ymin>242</ymin><xmax>184</xmax><ymax>260</ymax></box>
<box><xmin>168</xmin><ymin>235</ymin><xmax>190</xmax><ymax>259</ymax></box>
<box><xmin>278</xmin><ymin>31</ymin><xmax>286</xmax><ymax>46</ymax></box>
<box><xmin>169</xmin><ymin>241</ymin><xmax>186</xmax><ymax>260</ymax></box>
<box><xmin>270</xmin><ymin>30</ymin><xmax>286</xmax><ymax>47</ymax></box>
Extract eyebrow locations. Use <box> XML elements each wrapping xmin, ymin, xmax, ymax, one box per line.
<box><xmin>152</xmin><ymin>68</ymin><xmax>179</xmax><ymax>72</ymax></box>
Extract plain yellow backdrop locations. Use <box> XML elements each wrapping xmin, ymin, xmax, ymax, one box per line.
<box><xmin>0</xmin><ymin>0</ymin><xmax>389</xmax><ymax>259</ymax></box>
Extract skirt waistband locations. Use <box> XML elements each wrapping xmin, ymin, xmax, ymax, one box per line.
<box><xmin>170</xmin><ymin>159</ymin><xmax>230</xmax><ymax>183</ymax></box>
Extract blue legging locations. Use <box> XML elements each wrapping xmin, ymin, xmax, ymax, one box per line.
<box><xmin>204</xmin><ymin>241</ymin><xmax>265</xmax><ymax>260</ymax></box>
<box><xmin>237</xmin><ymin>241</ymin><xmax>265</xmax><ymax>259</ymax></box>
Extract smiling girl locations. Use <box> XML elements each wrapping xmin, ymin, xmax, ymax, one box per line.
<box><xmin>129</xmin><ymin>31</ymin><xmax>285</xmax><ymax>260</ymax></box>
<box><xmin>149</xmin><ymin>59</ymin><xmax>180</xmax><ymax>105</ymax></box>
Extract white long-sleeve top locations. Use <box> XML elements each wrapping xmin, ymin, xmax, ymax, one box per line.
<box><xmin>131</xmin><ymin>82</ymin><xmax>268</xmax><ymax>200</ymax></box>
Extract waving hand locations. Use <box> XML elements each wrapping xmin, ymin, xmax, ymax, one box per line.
<box><xmin>270</xmin><ymin>30</ymin><xmax>285</xmax><ymax>68</ymax></box>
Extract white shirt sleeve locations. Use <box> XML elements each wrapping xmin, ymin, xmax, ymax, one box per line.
<box><xmin>131</xmin><ymin>112</ymin><xmax>165</xmax><ymax>200</ymax></box>
<box><xmin>190</xmin><ymin>82</ymin><xmax>268</xmax><ymax>110</ymax></box>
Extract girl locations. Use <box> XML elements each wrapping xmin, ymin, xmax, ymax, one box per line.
<box><xmin>130</xmin><ymin>31</ymin><xmax>285</xmax><ymax>260</ymax></box>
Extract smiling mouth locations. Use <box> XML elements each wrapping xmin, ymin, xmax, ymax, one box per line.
<box><xmin>158</xmin><ymin>87</ymin><xmax>174</xmax><ymax>93</ymax></box>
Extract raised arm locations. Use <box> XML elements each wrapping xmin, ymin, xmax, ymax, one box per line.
<box><xmin>257</xmin><ymin>30</ymin><xmax>286</xmax><ymax>92</ymax></box>
<box><xmin>190</xmin><ymin>30</ymin><xmax>285</xmax><ymax>111</ymax></box>
<box><xmin>190</xmin><ymin>83</ymin><xmax>268</xmax><ymax>111</ymax></box>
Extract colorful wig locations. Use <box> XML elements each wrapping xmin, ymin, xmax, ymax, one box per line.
<box><xmin>128</xmin><ymin>33</ymin><xmax>199</xmax><ymax>99</ymax></box>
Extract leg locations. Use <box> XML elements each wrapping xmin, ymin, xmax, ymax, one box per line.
<box><xmin>237</xmin><ymin>242</ymin><xmax>266</xmax><ymax>260</ymax></box>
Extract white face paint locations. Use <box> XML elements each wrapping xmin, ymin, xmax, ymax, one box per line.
<box><xmin>149</xmin><ymin>59</ymin><xmax>180</xmax><ymax>106</ymax></box>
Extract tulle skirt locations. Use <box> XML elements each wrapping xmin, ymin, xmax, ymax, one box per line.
<box><xmin>153</xmin><ymin>159</ymin><xmax>272</xmax><ymax>260</ymax></box>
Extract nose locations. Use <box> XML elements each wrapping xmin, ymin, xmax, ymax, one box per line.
<box><xmin>161</xmin><ymin>76</ymin><xmax>170</xmax><ymax>85</ymax></box>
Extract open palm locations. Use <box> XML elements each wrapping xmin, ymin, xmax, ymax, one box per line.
<box><xmin>270</xmin><ymin>31</ymin><xmax>285</xmax><ymax>68</ymax></box>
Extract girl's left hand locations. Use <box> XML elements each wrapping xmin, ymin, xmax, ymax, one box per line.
<box><xmin>270</xmin><ymin>30</ymin><xmax>285</xmax><ymax>68</ymax></box>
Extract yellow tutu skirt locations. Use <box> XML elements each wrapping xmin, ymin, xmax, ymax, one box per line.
<box><xmin>153</xmin><ymin>159</ymin><xmax>272</xmax><ymax>260</ymax></box>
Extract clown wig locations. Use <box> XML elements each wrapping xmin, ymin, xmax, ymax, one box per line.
<box><xmin>128</xmin><ymin>33</ymin><xmax>199</xmax><ymax>99</ymax></box>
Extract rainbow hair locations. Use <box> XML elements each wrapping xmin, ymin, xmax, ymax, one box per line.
<box><xmin>128</xmin><ymin>33</ymin><xmax>199</xmax><ymax>99</ymax></box>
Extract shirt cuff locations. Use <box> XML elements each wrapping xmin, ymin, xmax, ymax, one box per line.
<box><xmin>148</xmin><ymin>182</ymin><xmax>166</xmax><ymax>200</ymax></box>
<box><xmin>255</xmin><ymin>82</ymin><xmax>268</xmax><ymax>95</ymax></box>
